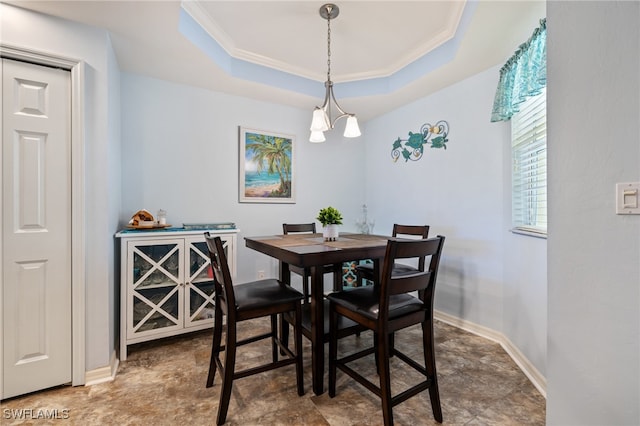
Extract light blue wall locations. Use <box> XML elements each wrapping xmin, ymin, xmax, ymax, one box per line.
<box><xmin>364</xmin><ymin>66</ymin><xmax>507</xmax><ymax>331</ymax></box>
<box><xmin>120</xmin><ymin>73</ymin><xmax>366</xmax><ymax>286</ymax></box>
<box><xmin>363</xmin><ymin>64</ymin><xmax>547</xmax><ymax>378</ymax></box>
<box><xmin>546</xmin><ymin>1</ymin><xmax>640</xmax><ymax>424</ymax></box>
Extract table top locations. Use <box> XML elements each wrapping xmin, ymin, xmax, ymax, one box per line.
<box><xmin>245</xmin><ymin>232</ymin><xmax>390</xmax><ymax>267</ymax></box>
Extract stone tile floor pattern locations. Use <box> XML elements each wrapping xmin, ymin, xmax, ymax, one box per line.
<box><xmin>1</xmin><ymin>319</ymin><xmax>545</xmax><ymax>425</ymax></box>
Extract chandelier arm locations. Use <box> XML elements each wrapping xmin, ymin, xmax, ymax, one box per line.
<box><xmin>327</xmin><ymin>84</ymin><xmax>351</xmax><ymax>127</ymax></box>
<box><xmin>320</xmin><ymin>80</ymin><xmax>332</xmax><ymax>108</ymax></box>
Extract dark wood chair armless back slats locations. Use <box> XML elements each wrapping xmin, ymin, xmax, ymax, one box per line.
<box><xmin>355</xmin><ymin>224</ymin><xmax>430</xmax><ymax>286</ymax></box>
<box><xmin>204</xmin><ymin>232</ymin><xmax>305</xmax><ymax>425</ymax></box>
<box><xmin>328</xmin><ymin>235</ymin><xmax>446</xmax><ymax>426</ymax></box>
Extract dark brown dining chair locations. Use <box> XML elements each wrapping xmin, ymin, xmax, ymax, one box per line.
<box><xmin>282</xmin><ymin>223</ymin><xmax>340</xmax><ymax>302</ymax></box>
<box><xmin>328</xmin><ymin>235</ymin><xmax>446</xmax><ymax>426</ymax></box>
<box><xmin>204</xmin><ymin>233</ymin><xmax>305</xmax><ymax>425</ymax></box>
<box><xmin>355</xmin><ymin>224</ymin><xmax>430</xmax><ymax>286</ymax></box>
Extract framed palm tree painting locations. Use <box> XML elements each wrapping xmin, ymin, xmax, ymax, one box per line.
<box><xmin>239</xmin><ymin>127</ymin><xmax>295</xmax><ymax>203</ymax></box>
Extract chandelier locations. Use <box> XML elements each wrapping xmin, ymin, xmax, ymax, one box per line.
<box><xmin>309</xmin><ymin>3</ymin><xmax>361</xmax><ymax>143</ymax></box>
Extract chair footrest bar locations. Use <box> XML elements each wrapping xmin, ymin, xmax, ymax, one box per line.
<box><xmin>391</xmin><ymin>380</ymin><xmax>431</xmax><ymax>407</ymax></box>
<box><xmin>393</xmin><ymin>349</ymin><xmax>429</xmax><ymax>377</ymax></box>
<box><xmin>234</xmin><ymin>358</ymin><xmax>298</xmax><ymax>380</ymax></box>
<box><xmin>236</xmin><ymin>332</ymin><xmax>273</xmax><ymax>347</ymax></box>
<box><xmin>338</xmin><ymin>363</ymin><xmax>382</xmax><ymax>398</ymax></box>
<box><xmin>338</xmin><ymin>346</ymin><xmax>376</xmax><ymax>365</ymax></box>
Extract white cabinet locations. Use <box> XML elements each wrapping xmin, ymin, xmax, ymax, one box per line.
<box><xmin>116</xmin><ymin>228</ymin><xmax>238</xmax><ymax>360</ymax></box>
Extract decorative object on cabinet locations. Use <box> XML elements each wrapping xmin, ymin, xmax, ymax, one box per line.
<box><xmin>128</xmin><ymin>209</ymin><xmax>154</xmax><ymax>225</ymax></box>
<box><xmin>127</xmin><ymin>209</ymin><xmax>172</xmax><ymax>229</ymax></box>
<box><xmin>183</xmin><ymin>222</ymin><xmax>236</xmax><ymax>230</ymax></box>
<box><xmin>239</xmin><ymin>127</ymin><xmax>295</xmax><ymax>204</ymax></box>
<box><xmin>391</xmin><ymin>120</ymin><xmax>449</xmax><ymax>163</ymax></box>
<box><xmin>116</xmin><ymin>227</ymin><xmax>239</xmax><ymax>360</ymax></box>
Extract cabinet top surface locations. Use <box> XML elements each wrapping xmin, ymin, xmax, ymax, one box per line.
<box><xmin>115</xmin><ymin>227</ymin><xmax>240</xmax><ymax>239</ymax></box>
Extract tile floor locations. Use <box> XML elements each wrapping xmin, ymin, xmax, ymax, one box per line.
<box><xmin>1</xmin><ymin>319</ymin><xmax>545</xmax><ymax>425</ymax></box>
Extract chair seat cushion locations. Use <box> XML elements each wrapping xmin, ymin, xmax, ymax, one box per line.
<box><xmin>234</xmin><ymin>279</ymin><xmax>303</xmax><ymax>311</ymax></box>
<box><xmin>327</xmin><ymin>286</ymin><xmax>423</xmax><ymax>321</ymax></box>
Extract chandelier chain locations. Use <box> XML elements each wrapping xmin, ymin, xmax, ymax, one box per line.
<box><xmin>326</xmin><ymin>11</ymin><xmax>331</xmax><ymax>82</ymax></box>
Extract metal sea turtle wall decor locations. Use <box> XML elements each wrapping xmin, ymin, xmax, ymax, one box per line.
<box><xmin>391</xmin><ymin>120</ymin><xmax>449</xmax><ymax>162</ymax></box>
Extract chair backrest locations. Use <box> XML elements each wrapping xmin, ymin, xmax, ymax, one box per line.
<box><xmin>378</xmin><ymin>236</ymin><xmax>445</xmax><ymax>321</ymax></box>
<box><xmin>283</xmin><ymin>223</ymin><xmax>316</xmax><ymax>234</ymax></box>
<box><xmin>204</xmin><ymin>232</ymin><xmax>235</xmax><ymax>314</ymax></box>
<box><xmin>391</xmin><ymin>224</ymin><xmax>430</xmax><ymax>270</ymax></box>
<box><xmin>392</xmin><ymin>224</ymin><xmax>430</xmax><ymax>239</ymax></box>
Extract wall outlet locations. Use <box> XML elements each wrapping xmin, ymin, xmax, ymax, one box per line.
<box><xmin>257</xmin><ymin>270</ymin><xmax>265</xmax><ymax>279</ymax></box>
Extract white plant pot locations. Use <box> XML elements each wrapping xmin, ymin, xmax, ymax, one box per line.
<box><xmin>323</xmin><ymin>224</ymin><xmax>339</xmax><ymax>241</ymax></box>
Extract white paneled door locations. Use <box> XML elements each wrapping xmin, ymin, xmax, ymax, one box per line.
<box><xmin>1</xmin><ymin>58</ymin><xmax>72</xmax><ymax>399</ymax></box>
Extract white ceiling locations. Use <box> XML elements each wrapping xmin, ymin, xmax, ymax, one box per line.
<box><xmin>5</xmin><ymin>0</ymin><xmax>546</xmax><ymax>121</ymax></box>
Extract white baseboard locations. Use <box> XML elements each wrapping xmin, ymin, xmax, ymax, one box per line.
<box><xmin>84</xmin><ymin>350</ymin><xmax>119</xmax><ymax>386</ymax></box>
<box><xmin>434</xmin><ymin>310</ymin><xmax>547</xmax><ymax>398</ymax></box>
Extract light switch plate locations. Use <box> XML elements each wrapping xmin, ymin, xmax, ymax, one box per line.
<box><xmin>616</xmin><ymin>182</ymin><xmax>640</xmax><ymax>214</ymax></box>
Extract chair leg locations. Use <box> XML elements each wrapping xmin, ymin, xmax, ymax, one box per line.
<box><xmin>294</xmin><ymin>303</ymin><xmax>304</xmax><ymax>396</ymax></box>
<box><xmin>422</xmin><ymin>320</ymin><xmax>442</xmax><ymax>423</ymax></box>
<box><xmin>280</xmin><ymin>313</ymin><xmax>290</xmax><ymax>355</ymax></box>
<box><xmin>377</xmin><ymin>329</ymin><xmax>393</xmax><ymax>426</ymax></box>
<box><xmin>207</xmin><ymin>302</ymin><xmax>224</xmax><ymax>388</ymax></box>
<box><xmin>373</xmin><ymin>333</ymin><xmax>379</xmax><ymax>374</ymax></box>
<box><xmin>328</xmin><ymin>304</ymin><xmax>338</xmax><ymax>398</ymax></box>
<box><xmin>217</xmin><ymin>320</ymin><xmax>237</xmax><ymax>426</ymax></box>
<box><xmin>389</xmin><ymin>332</ymin><xmax>395</xmax><ymax>358</ymax></box>
<box><xmin>271</xmin><ymin>314</ymin><xmax>279</xmax><ymax>362</ymax></box>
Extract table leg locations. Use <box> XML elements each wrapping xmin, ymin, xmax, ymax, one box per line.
<box><xmin>279</xmin><ymin>262</ymin><xmax>292</xmax><ymax>355</ymax></box>
<box><xmin>310</xmin><ymin>265</ymin><xmax>324</xmax><ymax>395</ymax></box>
<box><xmin>373</xmin><ymin>258</ymin><xmax>381</xmax><ymax>285</ymax></box>
<box><xmin>279</xmin><ymin>261</ymin><xmax>291</xmax><ymax>284</ymax></box>
<box><xmin>332</xmin><ymin>262</ymin><xmax>342</xmax><ymax>291</ymax></box>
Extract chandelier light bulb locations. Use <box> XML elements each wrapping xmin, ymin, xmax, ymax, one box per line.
<box><xmin>343</xmin><ymin>115</ymin><xmax>361</xmax><ymax>138</ymax></box>
<box><xmin>310</xmin><ymin>107</ymin><xmax>330</xmax><ymax>132</ymax></box>
<box><xmin>309</xmin><ymin>130</ymin><xmax>326</xmax><ymax>143</ymax></box>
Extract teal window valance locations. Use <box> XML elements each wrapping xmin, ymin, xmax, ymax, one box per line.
<box><xmin>491</xmin><ymin>18</ymin><xmax>546</xmax><ymax>122</ymax></box>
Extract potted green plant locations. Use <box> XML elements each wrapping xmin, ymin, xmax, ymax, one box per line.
<box><xmin>317</xmin><ymin>206</ymin><xmax>343</xmax><ymax>241</ymax></box>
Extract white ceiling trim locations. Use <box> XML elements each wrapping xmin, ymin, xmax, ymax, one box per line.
<box><xmin>182</xmin><ymin>0</ymin><xmax>468</xmax><ymax>84</ymax></box>
<box><xmin>181</xmin><ymin>0</ymin><xmax>326</xmax><ymax>82</ymax></box>
<box><xmin>354</xmin><ymin>1</ymin><xmax>466</xmax><ymax>82</ymax></box>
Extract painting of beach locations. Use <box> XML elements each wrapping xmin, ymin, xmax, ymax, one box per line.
<box><xmin>239</xmin><ymin>127</ymin><xmax>295</xmax><ymax>203</ymax></box>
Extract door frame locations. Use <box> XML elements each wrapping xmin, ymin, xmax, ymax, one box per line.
<box><xmin>0</xmin><ymin>44</ymin><xmax>86</xmax><ymax>393</ymax></box>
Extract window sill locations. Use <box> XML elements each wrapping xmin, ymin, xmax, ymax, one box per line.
<box><xmin>510</xmin><ymin>228</ymin><xmax>547</xmax><ymax>239</ymax></box>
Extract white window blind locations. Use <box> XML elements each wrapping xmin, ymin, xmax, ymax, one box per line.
<box><xmin>511</xmin><ymin>89</ymin><xmax>547</xmax><ymax>235</ymax></box>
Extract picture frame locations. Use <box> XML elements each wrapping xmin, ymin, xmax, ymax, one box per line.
<box><xmin>239</xmin><ymin>127</ymin><xmax>295</xmax><ymax>203</ymax></box>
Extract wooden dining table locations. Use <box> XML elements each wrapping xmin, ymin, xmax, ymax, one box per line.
<box><xmin>244</xmin><ymin>232</ymin><xmax>390</xmax><ymax>395</ymax></box>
